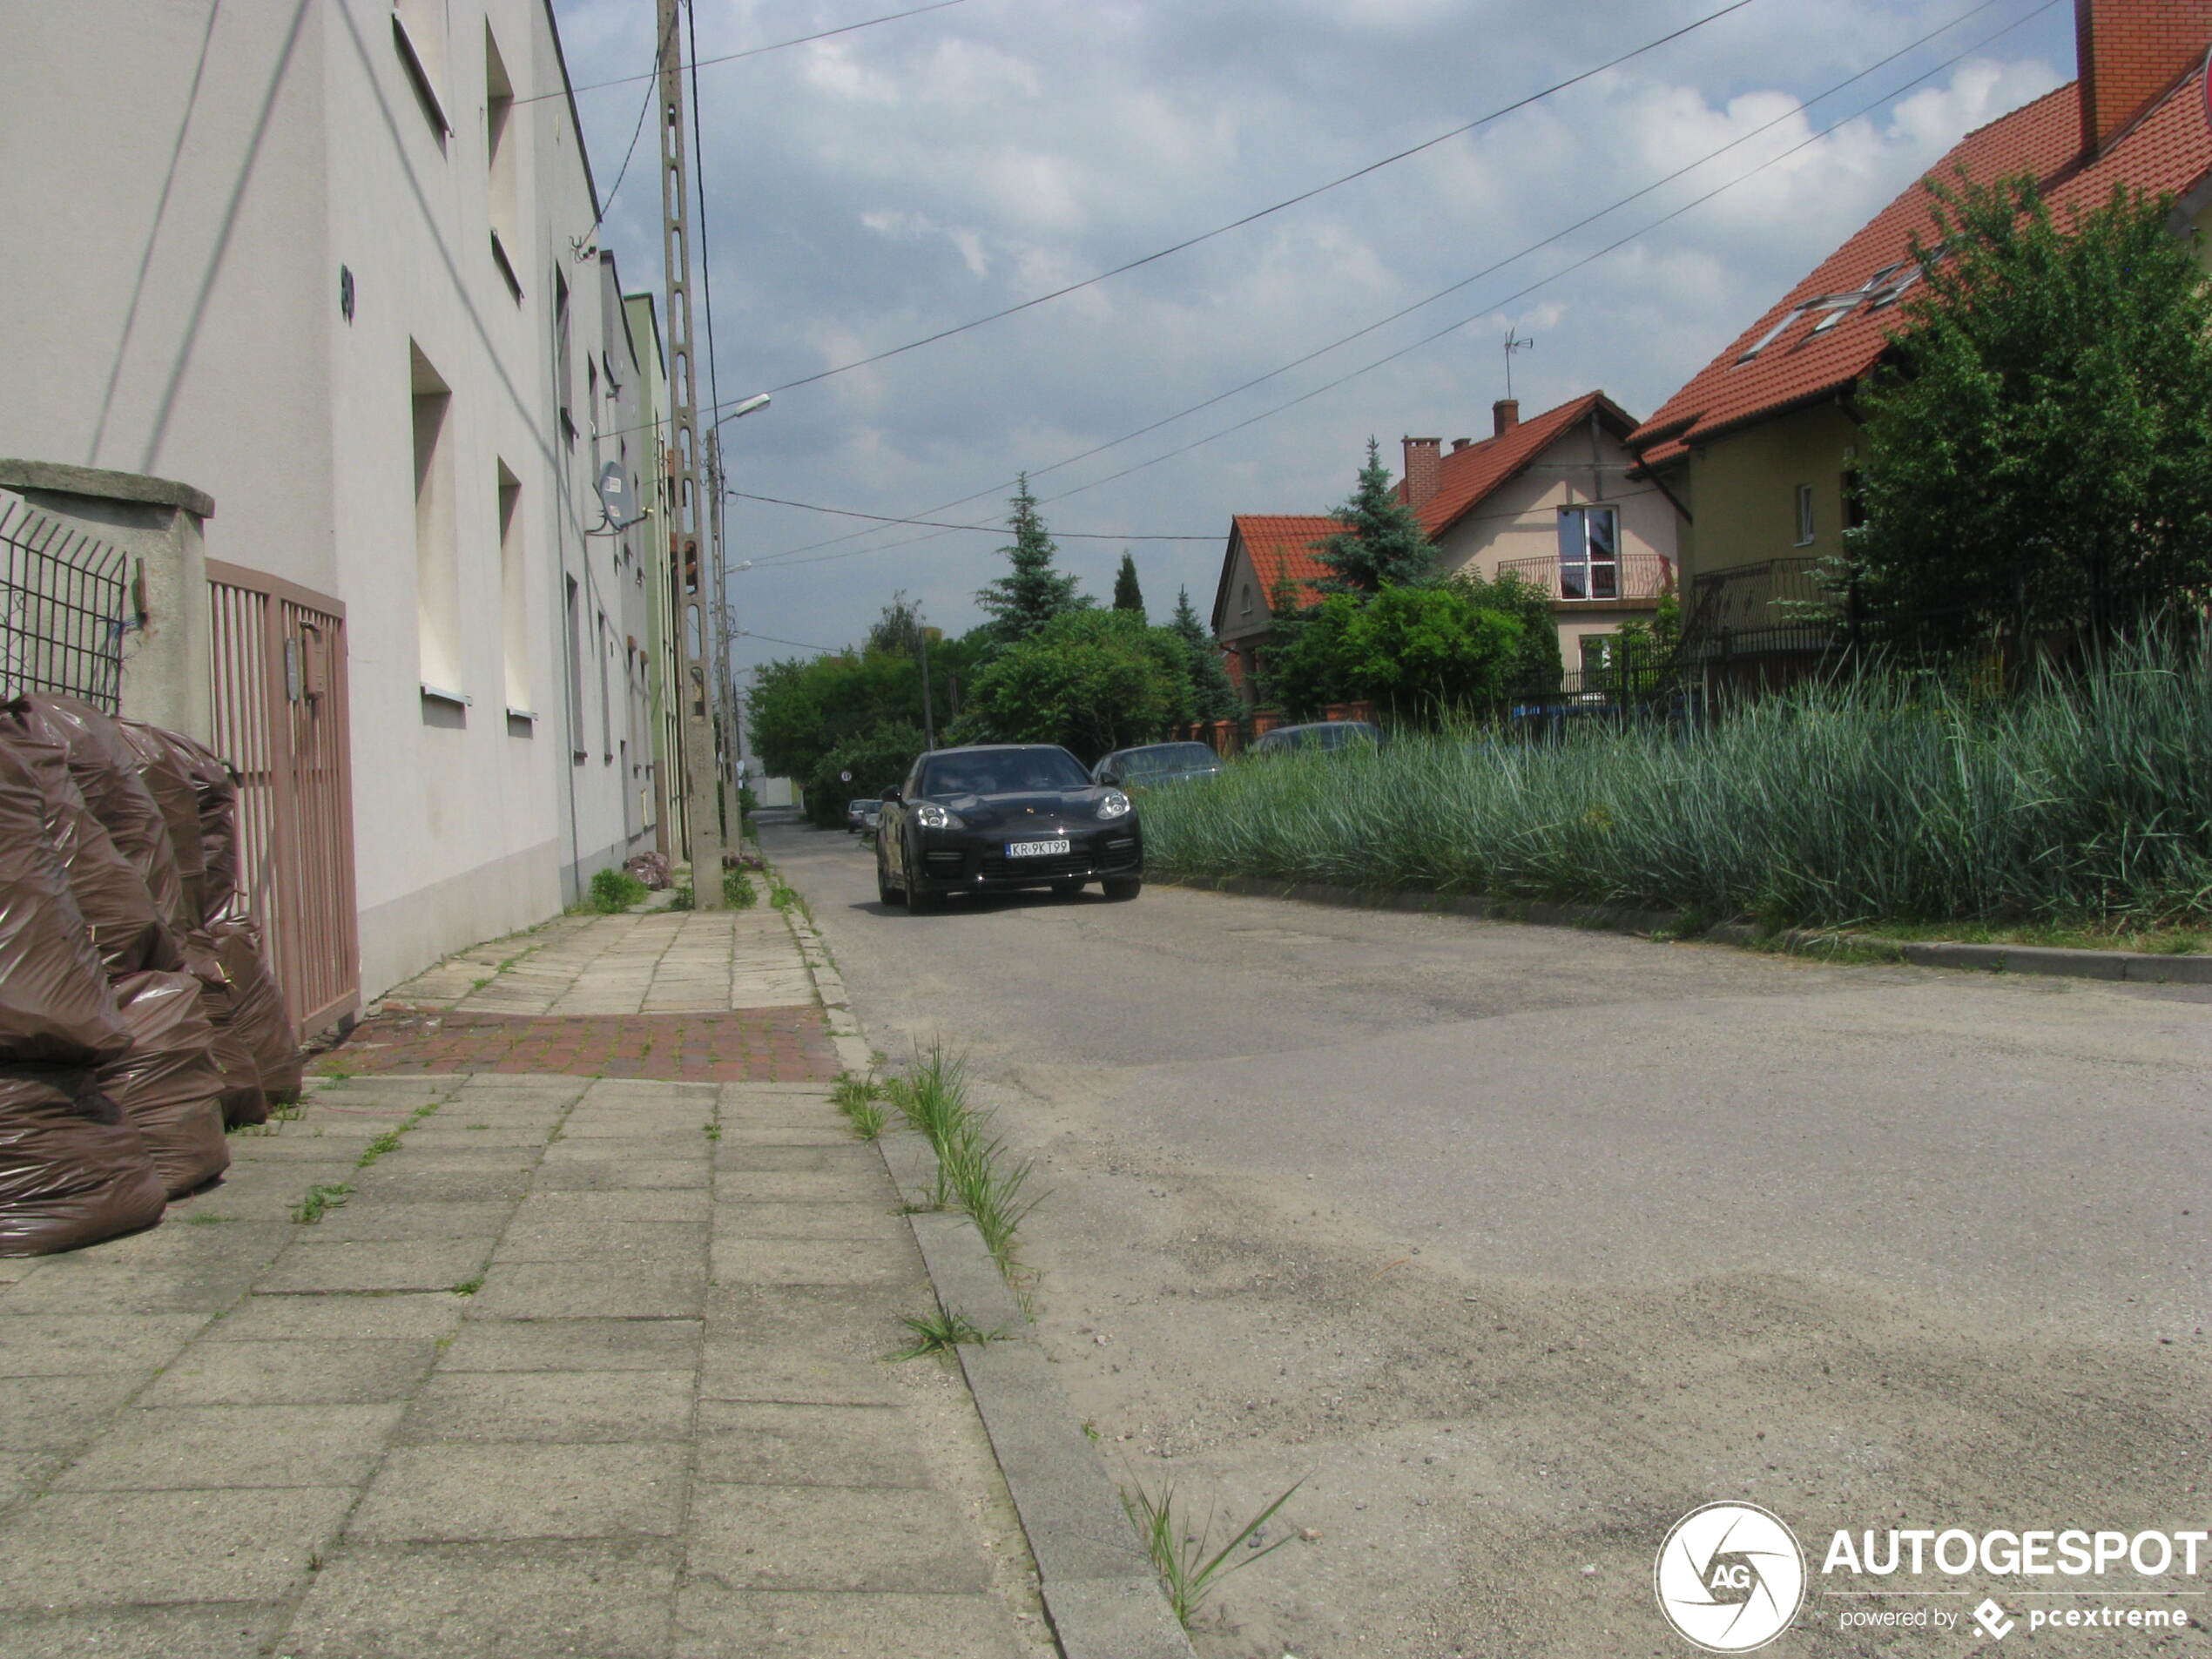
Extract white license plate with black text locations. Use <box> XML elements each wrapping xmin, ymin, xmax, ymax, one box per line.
<box><xmin>1006</xmin><ymin>839</ymin><xmax>1071</xmax><ymax>858</ymax></box>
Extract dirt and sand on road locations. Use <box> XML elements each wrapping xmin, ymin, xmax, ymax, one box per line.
<box><xmin>769</xmin><ymin>821</ymin><xmax>2212</xmax><ymax>1658</ymax></box>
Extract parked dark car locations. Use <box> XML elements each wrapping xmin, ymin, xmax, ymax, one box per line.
<box><xmin>844</xmin><ymin>798</ymin><xmax>873</xmax><ymax>833</ymax></box>
<box><xmin>1248</xmin><ymin>719</ymin><xmax>1382</xmax><ymax>757</ymax></box>
<box><xmin>877</xmin><ymin>744</ymin><xmax>1143</xmax><ymax>910</ymax></box>
<box><xmin>1092</xmin><ymin>741</ymin><xmax>1223</xmax><ymax>788</ymax></box>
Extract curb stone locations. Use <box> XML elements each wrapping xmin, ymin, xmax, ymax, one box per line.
<box><xmin>770</xmin><ymin>870</ymin><xmax>1197</xmax><ymax>1659</ymax></box>
<box><xmin>1159</xmin><ymin>873</ymin><xmax>2212</xmax><ymax>987</ymax></box>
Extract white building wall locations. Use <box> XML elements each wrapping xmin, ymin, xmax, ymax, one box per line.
<box><xmin>0</xmin><ymin>0</ymin><xmax>657</xmax><ymax>999</ymax></box>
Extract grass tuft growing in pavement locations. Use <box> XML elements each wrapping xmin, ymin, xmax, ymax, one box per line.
<box><xmin>1123</xmin><ymin>1475</ymin><xmax>1304</xmax><ymax>1629</ymax></box>
<box><xmin>891</xmin><ymin>1305</ymin><xmax>1007</xmax><ymax>1359</ymax></box>
<box><xmin>833</xmin><ymin>1072</ymin><xmax>889</xmax><ymax>1140</ymax></box>
<box><xmin>886</xmin><ymin>1042</ymin><xmax>1043</xmax><ymax>1278</ymax></box>
<box><xmin>290</xmin><ymin>1183</ymin><xmax>353</xmax><ymax>1224</ymax></box>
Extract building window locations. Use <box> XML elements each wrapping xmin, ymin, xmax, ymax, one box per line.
<box><xmin>410</xmin><ymin>344</ymin><xmax>461</xmax><ymax>695</ymax></box>
<box><xmin>1557</xmin><ymin>505</ymin><xmax>1619</xmax><ymax>600</ymax></box>
<box><xmin>565</xmin><ymin>575</ymin><xmax>586</xmax><ymax>759</ymax></box>
<box><xmin>597</xmin><ymin>610</ymin><xmax>613</xmax><ymax>761</ymax></box>
<box><xmin>485</xmin><ymin>24</ymin><xmax>522</xmax><ymax>298</ymax></box>
<box><xmin>496</xmin><ymin>462</ymin><xmax>527</xmax><ymax>711</ymax></box>
<box><xmin>553</xmin><ymin>269</ymin><xmax>574</xmax><ymax>445</ymax></box>
<box><xmin>391</xmin><ymin>0</ymin><xmax>451</xmax><ymax>136</ymax></box>
<box><xmin>1239</xmin><ymin>582</ymin><xmax>1252</xmax><ymax>617</ymax></box>
<box><xmin>1794</xmin><ymin>483</ymin><xmax>1816</xmax><ymax>547</ymax></box>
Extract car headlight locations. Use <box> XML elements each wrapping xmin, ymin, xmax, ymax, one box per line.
<box><xmin>914</xmin><ymin>802</ymin><xmax>962</xmax><ymax>830</ymax></box>
<box><xmin>1096</xmin><ymin>790</ymin><xmax>1132</xmax><ymax>819</ymax></box>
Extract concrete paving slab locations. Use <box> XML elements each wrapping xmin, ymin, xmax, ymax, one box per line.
<box><xmin>208</xmin><ymin>1292</ymin><xmax>465</xmax><ymax>1342</ymax></box>
<box><xmin>582</xmin><ymin>1081</ymin><xmax>718</xmax><ymax>1104</ymax></box>
<box><xmin>711</xmin><ymin>1143</ymin><xmax>878</xmax><ymax>1173</ymax></box>
<box><xmin>360</xmin><ymin>1146</ymin><xmax>539</xmax><ymax>1173</ymax></box>
<box><xmin>256</xmin><ymin>1238</ymin><xmax>497</xmax><ymax>1294</ymax></box>
<box><xmin>52</xmin><ymin>1404</ymin><xmax>404</xmax><ymax>1491</ymax></box>
<box><xmin>705</xmin><ymin>1284</ymin><xmax>921</xmax><ymax>1359</ymax></box>
<box><xmin>280</xmin><ymin>1539</ymin><xmax>679</xmax><ymax>1659</ymax></box>
<box><xmin>402</xmin><ymin>1124</ymin><xmax>556</xmax><ymax>1148</ymax></box>
<box><xmin>0</xmin><ymin>1487</ymin><xmax>353</xmax><ymax>1608</ymax></box>
<box><xmin>696</xmin><ymin>1345</ymin><xmax>905</xmax><ymax>1406</ymax></box>
<box><xmin>344</xmin><ymin>1166</ymin><xmax>534</xmax><ymax>1204</ymax></box>
<box><xmin>464</xmin><ymin>1260</ymin><xmax>705</xmax><ymax>1320</ymax></box>
<box><xmin>672</xmin><ymin>1585</ymin><xmax>1033</xmax><ymax>1659</ymax></box>
<box><xmin>0</xmin><ymin>1260</ymin><xmax>261</xmax><ymax>1315</ymax></box>
<box><xmin>0</xmin><ymin>1313</ymin><xmax>208</xmax><ymax>1376</ymax></box>
<box><xmin>713</xmin><ymin>1170</ymin><xmax>886</xmax><ymax>1203</ymax></box>
<box><xmin>709</xmin><ymin>1236</ymin><xmax>919</xmax><ymax>1288</ymax></box>
<box><xmin>0</xmin><ymin>1453</ymin><xmax>55</xmax><ymax>1514</ymax></box>
<box><xmin>512</xmin><ymin>1188</ymin><xmax>711</xmax><ymax>1224</ymax></box>
<box><xmin>492</xmin><ymin>1218</ymin><xmax>706</xmax><ymax>1264</ymax></box>
<box><xmin>398</xmin><ymin>1369</ymin><xmax>695</xmax><ymax>1443</ymax></box>
<box><xmin>302</xmin><ymin>1200</ymin><xmax>517</xmax><ymax>1242</ymax></box>
<box><xmin>0</xmin><ymin>1372</ymin><xmax>152</xmax><ymax>1452</ymax></box>
<box><xmin>0</xmin><ymin>1602</ymin><xmax>287</xmax><ymax>1659</ymax></box>
<box><xmin>694</xmin><ymin>1400</ymin><xmax>930</xmax><ymax>1487</ymax></box>
<box><xmin>136</xmin><ymin>1339</ymin><xmax>438</xmax><ymax>1406</ymax></box>
<box><xmin>346</xmin><ymin>1442</ymin><xmax>687</xmax><ymax>1541</ymax></box>
<box><xmin>713</xmin><ymin>1120</ymin><xmax>853</xmax><ymax>1146</ymax></box>
<box><xmin>439</xmin><ymin>1318</ymin><xmax>702</xmax><ymax>1373</ymax></box>
<box><xmin>532</xmin><ymin>1158</ymin><xmax>709</xmax><ymax>1191</ymax></box>
<box><xmin>685</xmin><ymin>1483</ymin><xmax>992</xmax><ymax>1592</ymax></box>
<box><xmin>710</xmin><ymin>1203</ymin><xmax>906</xmax><ymax>1242</ymax></box>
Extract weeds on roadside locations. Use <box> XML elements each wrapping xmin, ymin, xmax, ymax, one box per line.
<box><xmin>885</xmin><ymin>1042</ymin><xmax>1043</xmax><ymax>1277</ymax></box>
<box><xmin>1123</xmin><ymin>1475</ymin><xmax>1304</xmax><ymax>1629</ymax></box>
<box><xmin>891</xmin><ymin>1306</ymin><xmax>1007</xmax><ymax>1359</ymax></box>
<box><xmin>356</xmin><ymin>1132</ymin><xmax>402</xmax><ymax>1168</ymax></box>
<box><xmin>290</xmin><ymin>1183</ymin><xmax>353</xmax><ymax>1224</ymax></box>
<box><xmin>668</xmin><ymin>885</ymin><xmax>696</xmax><ymax>912</ymax></box>
<box><xmin>589</xmin><ymin>868</ymin><xmax>649</xmax><ymax>914</ymax></box>
<box><xmin>184</xmin><ymin>1212</ymin><xmax>237</xmax><ymax>1226</ymax></box>
<box><xmin>724</xmin><ymin>869</ymin><xmax>757</xmax><ymax>909</ymax></box>
<box><xmin>703</xmin><ymin>1122</ymin><xmax>722</xmax><ymax>1143</ymax></box>
<box><xmin>833</xmin><ymin>1071</ymin><xmax>890</xmax><ymax>1140</ymax></box>
<box><xmin>451</xmin><ymin>1273</ymin><xmax>485</xmax><ymax>1296</ymax></box>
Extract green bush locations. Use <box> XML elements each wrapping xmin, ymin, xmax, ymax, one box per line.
<box><xmin>1143</xmin><ymin>626</ymin><xmax>2212</xmax><ymax>931</ymax></box>
<box><xmin>588</xmin><ymin>867</ymin><xmax>649</xmax><ymax>914</ymax></box>
<box><xmin>724</xmin><ymin>868</ymin><xmax>757</xmax><ymax>909</ymax></box>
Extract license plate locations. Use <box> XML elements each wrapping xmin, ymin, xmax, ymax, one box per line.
<box><xmin>1005</xmin><ymin>838</ymin><xmax>1071</xmax><ymax>858</ymax></box>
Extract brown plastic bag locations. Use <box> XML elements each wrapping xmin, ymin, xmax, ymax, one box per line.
<box><xmin>98</xmin><ymin>971</ymin><xmax>231</xmax><ymax>1198</ymax></box>
<box><xmin>7</xmin><ymin>696</ymin><xmax>188</xmax><ymax>936</ymax></box>
<box><xmin>118</xmin><ymin>721</ymin><xmax>207</xmax><ymax>930</ymax></box>
<box><xmin>213</xmin><ymin>922</ymin><xmax>302</xmax><ymax>1103</ymax></box>
<box><xmin>0</xmin><ymin>743</ymin><xmax>129</xmax><ymax>1067</ymax></box>
<box><xmin>172</xmin><ymin>734</ymin><xmax>243</xmax><ymax>927</ymax></box>
<box><xmin>199</xmin><ymin>974</ymin><xmax>268</xmax><ymax>1130</ymax></box>
<box><xmin>0</xmin><ymin>1065</ymin><xmax>166</xmax><ymax>1256</ymax></box>
<box><xmin>0</xmin><ymin>716</ymin><xmax>178</xmax><ymax>974</ymax></box>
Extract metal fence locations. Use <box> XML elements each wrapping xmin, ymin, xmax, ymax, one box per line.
<box><xmin>0</xmin><ymin>490</ymin><xmax>131</xmax><ymax>708</ymax></box>
<box><xmin>207</xmin><ymin>559</ymin><xmax>360</xmax><ymax>1035</ymax></box>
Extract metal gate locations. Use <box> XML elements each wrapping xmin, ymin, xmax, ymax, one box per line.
<box><xmin>206</xmin><ymin>559</ymin><xmax>359</xmax><ymax>1034</ymax></box>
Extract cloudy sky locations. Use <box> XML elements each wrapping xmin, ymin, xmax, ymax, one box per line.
<box><xmin>546</xmin><ymin>0</ymin><xmax>2073</xmax><ymax>675</ymax></box>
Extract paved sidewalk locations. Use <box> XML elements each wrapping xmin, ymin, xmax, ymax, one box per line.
<box><xmin>0</xmin><ymin>911</ymin><xmax>1055</xmax><ymax>1658</ymax></box>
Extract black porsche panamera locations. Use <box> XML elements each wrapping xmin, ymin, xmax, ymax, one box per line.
<box><xmin>875</xmin><ymin>744</ymin><xmax>1143</xmax><ymax>910</ymax></box>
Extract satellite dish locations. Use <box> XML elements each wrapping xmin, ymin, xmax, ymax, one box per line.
<box><xmin>596</xmin><ymin>462</ymin><xmax>631</xmax><ymax>523</ymax></box>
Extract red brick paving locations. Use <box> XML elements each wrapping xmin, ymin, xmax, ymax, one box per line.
<box><xmin>315</xmin><ymin>1004</ymin><xmax>839</xmax><ymax>1082</ymax></box>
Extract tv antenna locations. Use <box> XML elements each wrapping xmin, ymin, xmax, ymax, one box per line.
<box><xmin>1504</xmin><ymin>330</ymin><xmax>1534</xmax><ymax>399</ymax></box>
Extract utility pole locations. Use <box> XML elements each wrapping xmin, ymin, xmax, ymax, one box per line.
<box><xmin>917</xmin><ymin>618</ymin><xmax>936</xmax><ymax>750</ymax></box>
<box><xmin>707</xmin><ymin>431</ymin><xmax>737</xmax><ymax>820</ymax></box>
<box><xmin>658</xmin><ymin>0</ymin><xmax>725</xmax><ymax>907</ymax></box>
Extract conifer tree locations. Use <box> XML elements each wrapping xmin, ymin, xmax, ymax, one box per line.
<box><xmin>1111</xmin><ymin>552</ymin><xmax>1145</xmax><ymax>615</ymax></box>
<box><xmin>974</xmin><ymin>475</ymin><xmax>1086</xmax><ymax>640</ymax></box>
<box><xmin>1169</xmin><ymin>585</ymin><xmax>1239</xmax><ymax>720</ymax></box>
<box><xmin>1317</xmin><ymin>437</ymin><xmax>1437</xmax><ymax>593</ymax></box>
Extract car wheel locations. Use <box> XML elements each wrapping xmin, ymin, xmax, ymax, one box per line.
<box><xmin>1050</xmin><ymin>879</ymin><xmax>1085</xmax><ymax>897</ymax></box>
<box><xmin>876</xmin><ymin>845</ymin><xmax>904</xmax><ymax>906</ymax></box>
<box><xmin>1101</xmin><ymin>875</ymin><xmax>1142</xmax><ymax>901</ymax></box>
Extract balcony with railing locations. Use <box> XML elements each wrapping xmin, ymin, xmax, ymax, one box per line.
<box><xmin>1495</xmin><ymin>552</ymin><xmax>1675</xmax><ymax>606</ymax></box>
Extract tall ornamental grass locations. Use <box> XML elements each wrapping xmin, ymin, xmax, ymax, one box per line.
<box><xmin>1140</xmin><ymin>626</ymin><xmax>2212</xmax><ymax>930</ymax></box>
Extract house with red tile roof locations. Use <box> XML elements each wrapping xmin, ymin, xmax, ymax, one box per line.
<box><xmin>1211</xmin><ymin>392</ymin><xmax>1683</xmax><ymax>698</ymax></box>
<box><xmin>1629</xmin><ymin>0</ymin><xmax>2212</xmax><ymax>666</ymax></box>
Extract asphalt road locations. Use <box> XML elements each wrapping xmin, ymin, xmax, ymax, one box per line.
<box><xmin>765</xmin><ymin>819</ymin><xmax>2212</xmax><ymax>1659</ymax></box>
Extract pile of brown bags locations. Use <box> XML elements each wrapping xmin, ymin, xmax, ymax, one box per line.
<box><xmin>0</xmin><ymin>693</ymin><xmax>301</xmax><ymax>1255</ymax></box>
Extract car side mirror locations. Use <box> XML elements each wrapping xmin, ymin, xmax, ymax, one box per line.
<box><xmin>881</xmin><ymin>786</ymin><xmax>901</xmax><ymax>804</ymax></box>
<box><xmin>1098</xmin><ymin>772</ymin><xmax>1120</xmax><ymax>787</ymax></box>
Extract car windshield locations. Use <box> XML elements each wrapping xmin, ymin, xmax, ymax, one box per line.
<box><xmin>920</xmin><ymin>748</ymin><xmax>1089</xmax><ymax>797</ymax></box>
<box><xmin>1123</xmin><ymin>744</ymin><xmax>1217</xmax><ymax>775</ymax></box>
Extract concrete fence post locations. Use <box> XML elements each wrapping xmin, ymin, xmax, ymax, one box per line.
<box><xmin>0</xmin><ymin>460</ymin><xmax>215</xmax><ymax>741</ymax></box>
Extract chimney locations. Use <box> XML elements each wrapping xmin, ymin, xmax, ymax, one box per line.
<box><xmin>1401</xmin><ymin>437</ymin><xmax>1442</xmax><ymax>511</ymax></box>
<box><xmin>2074</xmin><ymin>0</ymin><xmax>2212</xmax><ymax>158</ymax></box>
<box><xmin>1450</xmin><ymin>437</ymin><xmax>1473</xmax><ymax>452</ymax></box>
<box><xmin>1493</xmin><ymin>398</ymin><xmax>1520</xmax><ymax>437</ymax></box>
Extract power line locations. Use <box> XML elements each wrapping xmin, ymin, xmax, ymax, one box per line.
<box><xmin>728</xmin><ymin>489</ymin><xmax>1217</xmax><ymax>539</ymax></box>
<box><xmin>749</xmin><ymin>0</ymin><xmax>2052</xmax><ymax>571</ymax></box>
<box><xmin>577</xmin><ymin>3</ymin><xmax>681</xmax><ymax>242</ymax></box>
<box><xmin>738</xmin><ymin>629</ymin><xmax>846</xmax><ymax>654</ymax></box>
<box><xmin>529</xmin><ymin>0</ymin><xmax>969</xmax><ymax>105</ymax></box>
<box><xmin>712</xmin><ymin>0</ymin><xmax>1766</xmax><ymax>408</ymax></box>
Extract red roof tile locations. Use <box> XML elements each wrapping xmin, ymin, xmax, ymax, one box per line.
<box><xmin>1402</xmin><ymin>392</ymin><xmax>1636</xmax><ymax>536</ymax></box>
<box><xmin>1229</xmin><ymin>514</ymin><xmax>1338</xmax><ymax>596</ymax></box>
<box><xmin>1631</xmin><ymin>71</ymin><xmax>2212</xmax><ymax>466</ymax></box>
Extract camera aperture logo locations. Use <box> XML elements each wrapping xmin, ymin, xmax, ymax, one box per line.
<box><xmin>1655</xmin><ymin>1501</ymin><xmax>1807</xmax><ymax>1652</ymax></box>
